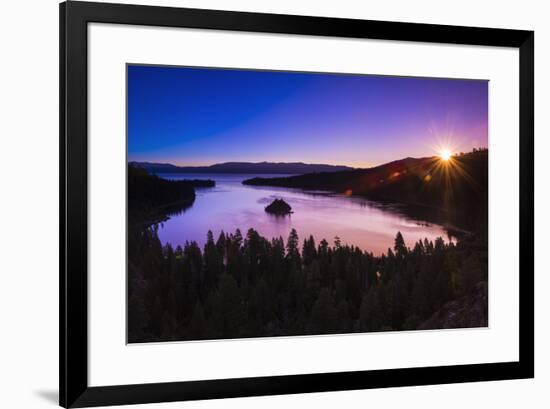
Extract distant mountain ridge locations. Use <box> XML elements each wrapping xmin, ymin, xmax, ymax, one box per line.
<box><xmin>130</xmin><ymin>161</ymin><xmax>355</xmax><ymax>174</ymax></box>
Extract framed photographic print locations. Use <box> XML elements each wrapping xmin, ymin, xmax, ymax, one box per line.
<box><xmin>60</xmin><ymin>1</ymin><xmax>534</xmax><ymax>407</ymax></box>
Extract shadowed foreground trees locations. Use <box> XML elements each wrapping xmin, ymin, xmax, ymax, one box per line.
<box><xmin>128</xmin><ymin>227</ymin><xmax>487</xmax><ymax>343</ymax></box>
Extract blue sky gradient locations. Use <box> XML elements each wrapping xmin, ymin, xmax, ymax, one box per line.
<box><xmin>128</xmin><ymin>65</ymin><xmax>488</xmax><ymax>168</ymax></box>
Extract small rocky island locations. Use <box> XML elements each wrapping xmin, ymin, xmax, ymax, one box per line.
<box><xmin>265</xmin><ymin>198</ymin><xmax>293</xmax><ymax>215</ymax></box>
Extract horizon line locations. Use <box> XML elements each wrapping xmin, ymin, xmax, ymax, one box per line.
<box><xmin>128</xmin><ymin>148</ymin><xmax>488</xmax><ymax>169</ymax></box>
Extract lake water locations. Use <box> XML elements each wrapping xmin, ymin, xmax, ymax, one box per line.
<box><xmin>155</xmin><ymin>173</ymin><xmax>452</xmax><ymax>255</ymax></box>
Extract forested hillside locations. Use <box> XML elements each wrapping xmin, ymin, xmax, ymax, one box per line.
<box><xmin>128</xmin><ymin>164</ymin><xmax>214</xmax><ymax>224</ymax></box>
<box><xmin>244</xmin><ymin>150</ymin><xmax>488</xmax><ymax>231</ymax></box>
<box><xmin>128</xmin><ymin>227</ymin><xmax>487</xmax><ymax>342</ymax></box>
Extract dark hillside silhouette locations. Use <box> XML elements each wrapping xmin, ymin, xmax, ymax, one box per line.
<box><xmin>244</xmin><ymin>150</ymin><xmax>488</xmax><ymax>231</ymax></box>
<box><xmin>128</xmin><ymin>164</ymin><xmax>214</xmax><ymax>224</ymax></box>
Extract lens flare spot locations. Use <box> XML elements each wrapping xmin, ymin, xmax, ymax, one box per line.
<box><xmin>439</xmin><ymin>149</ymin><xmax>452</xmax><ymax>161</ymax></box>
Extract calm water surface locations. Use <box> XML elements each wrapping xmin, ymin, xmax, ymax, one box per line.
<box><xmin>156</xmin><ymin>173</ymin><xmax>452</xmax><ymax>255</ymax></box>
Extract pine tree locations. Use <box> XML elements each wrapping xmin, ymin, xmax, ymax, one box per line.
<box><xmin>286</xmin><ymin>228</ymin><xmax>301</xmax><ymax>271</ymax></box>
<box><xmin>302</xmin><ymin>235</ymin><xmax>317</xmax><ymax>266</ymax></box>
<box><xmin>203</xmin><ymin>230</ymin><xmax>221</xmax><ymax>293</ymax></box>
<box><xmin>394</xmin><ymin>231</ymin><xmax>407</xmax><ymax>258</ymax></box>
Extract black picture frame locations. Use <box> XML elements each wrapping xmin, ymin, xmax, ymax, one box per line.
<box><xmin>60</xmin><ymin>1</ymin><xmax>534</xmax><ymax>407</ymax></box>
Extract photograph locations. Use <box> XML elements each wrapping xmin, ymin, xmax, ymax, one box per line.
<box><xmin>127</xmin><ymin>64</ymin><xmax>489</xmax><ymax>344</ymax></box>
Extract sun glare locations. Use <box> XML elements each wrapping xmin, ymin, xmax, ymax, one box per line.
<box><xmin>439</xmin><ymin>149</ymin><xmax>452</xmax><ymax>161</ymax></box>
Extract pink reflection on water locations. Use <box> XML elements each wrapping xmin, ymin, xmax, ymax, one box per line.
<box><xmin>156</xmin><ymin>174</ymin><xmax>453</xmax><ymax>255</ymax></box>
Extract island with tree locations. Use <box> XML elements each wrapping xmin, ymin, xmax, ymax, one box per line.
<box><xmin>265</xmin><ymin>198</ymin><xmax>293</xmax><ymax>215</ymax></box>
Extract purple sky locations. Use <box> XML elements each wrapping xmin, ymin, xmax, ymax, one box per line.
<box><xmin>128</xmin><ymin>65</ymin><xmax>488</xmax><ymax>168</ymax></box>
